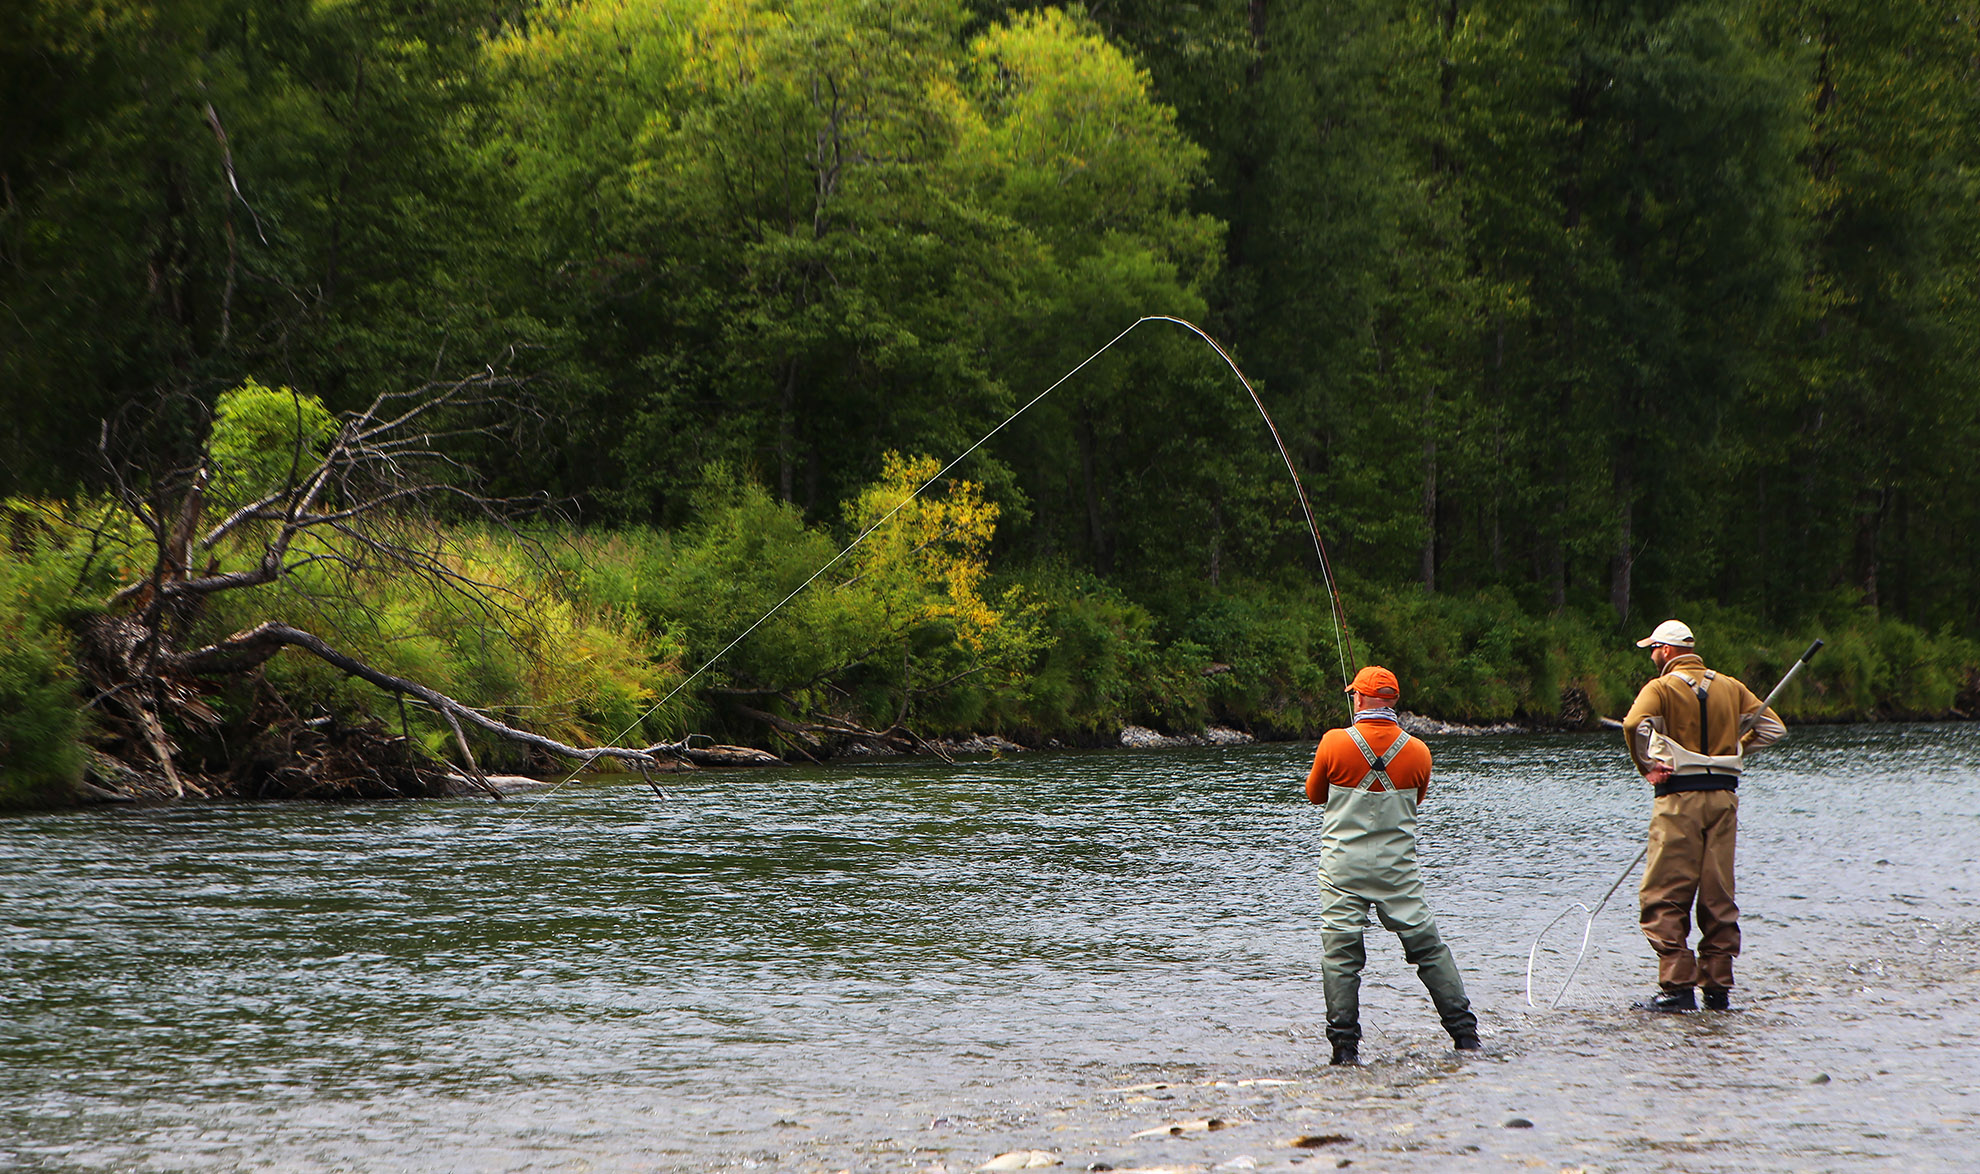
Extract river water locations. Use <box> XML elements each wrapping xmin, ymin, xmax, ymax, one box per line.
<box><xmin>2</xmin><ymin>724</ymin><xmax>1976</xmax><ymax>1173</ymax></box>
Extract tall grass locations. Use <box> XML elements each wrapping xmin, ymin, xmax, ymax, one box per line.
<box><xmin>194</xmin><ymin>525</ymin><xmax>687</xmax><ymax>772</ymax></box>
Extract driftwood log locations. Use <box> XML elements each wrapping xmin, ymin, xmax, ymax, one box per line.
<box><xmin>734</xmin><ymin>702</ymin><xmax>953</xmax><ymax>764</ymax></box>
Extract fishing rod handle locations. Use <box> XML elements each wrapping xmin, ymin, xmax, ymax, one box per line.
<box><xmin>1759</xmin><ymin>639</ymin><xmax>1825</xmax><ymax>712</ymax></box>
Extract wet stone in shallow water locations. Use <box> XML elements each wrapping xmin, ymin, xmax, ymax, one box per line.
<box><xmin>977</xmin><ymin>1150</ymin><xmax>1061</xmax><ymax>1171</ymax></box>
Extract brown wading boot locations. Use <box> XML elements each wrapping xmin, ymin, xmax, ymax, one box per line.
<box><xmin>1635</xmin><ymin>987</ymin><xmax>1697</xmax><ymax>1012</ymax></box>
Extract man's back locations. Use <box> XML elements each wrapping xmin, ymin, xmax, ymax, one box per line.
<box><xmin>1306</xmin><ymin>719</ymin><xmax>1431</xmax><ymax>803</ymax></box>
<box><xmin>1623</xmin><ymin>653</ymin><xmax>1783</xmax><ymax>772</ymax></box>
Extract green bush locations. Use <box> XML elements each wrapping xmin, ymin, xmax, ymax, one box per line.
<box><xmin>207</xmin><ymin>380</ymin><xmax>338</xmax><ymax>507</ymax></box>
<box><xmin>12</xmin><ymin>467</ymin><xmax>1980</xmax><ymax>810</ymax></box>
<box><xmin>1149</xmin><ymin>580</ymin><xmax>1980</xmax><ymax>729</ymax></box>
<box><xmin>1348</xmin><ymin>584</ymin><xmax>1549</xmax><ymax>721</ymax></box>
<box><xmin>628</xmin><ymin>474</ymin><xmax>848</xmax><ymax>723</ymax></box>
<box><xmin>626</xmin><ymin>464</ymin><xmax>1046</xmax><ymax>742</ymax></box>
<box><xmin>1175</xmin><ymin>580</ymin><xmax>1344</xmax><ymax>737</ymax></box>
<box><xmin>0</xmin><ymin>508</ymin><xmax>98</xmax><ymax>806</ymax></box>
<box><xmin>988</xmin><ymin>567</ymin><xmax>1206</xmax><ymax>739</ymax></box>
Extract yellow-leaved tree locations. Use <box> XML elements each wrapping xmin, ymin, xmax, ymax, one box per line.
<box><xmin>638</xmin><ymin>455</ymin><xmax>1040</xmax><ymax>753</ymax></box>
<box><xmin>836</xmin><ymin>453</ymin><xmax>1041</xmax><ymax>739</ymax></box>
<box><xmin>845</xmin><ymin>453</ymin><xmax>1000</xmax><ymax>649</ymax></box>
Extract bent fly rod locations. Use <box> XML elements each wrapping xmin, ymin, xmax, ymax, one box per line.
<box><xmin>1523</xmin><ymin>638</ymin><xmax>1824</xmax><ymax>1009</ymax></box>
<box><xmin>521</xmin><ymin>315</ymin><xmax>1357</xmax><ymax>813</ymax></box>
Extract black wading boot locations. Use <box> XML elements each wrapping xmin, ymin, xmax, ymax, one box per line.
<box><xmin>1635</xmin><ymin>987</ymin><xmax>1697</xmax><ymax>1012</ymax></box>
<box><xmin>1702</xmin><ymin>987</ymin><xmax>1731</xmax><ymax>1011</ymax></box>
<box><xmin>1330</xmin><ymin>1043</ymin><xmax>1358</xmax><ymax>1066</ymax></box>
<box><xmin>1452</xmin><ymin>1031</ymin><xmax>1481</xmax><ymax>1052</ymax></box>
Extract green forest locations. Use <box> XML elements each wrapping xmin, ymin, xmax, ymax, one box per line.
<box><xmin>3</xmin><ymin>0</ymin><xmax>1977</xmax><ymax>804</ymax></box>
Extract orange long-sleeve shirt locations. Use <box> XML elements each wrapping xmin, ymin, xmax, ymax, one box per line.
<box><xmin>1305</xmin><ymin>718</ymin><xmax>1432</xmax><ymax>804</ymax></box>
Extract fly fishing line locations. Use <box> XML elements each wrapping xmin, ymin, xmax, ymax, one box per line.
<box><xmin>518</xmin><ymin>315</ymin><xmax>1356</xmax><ymax>813</ymax></box>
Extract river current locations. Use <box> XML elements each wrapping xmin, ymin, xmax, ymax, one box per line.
<box><xmin>2</xmin><ymin>724</ymin><xmax>1976</xmax><ymax>1172</ymax></box>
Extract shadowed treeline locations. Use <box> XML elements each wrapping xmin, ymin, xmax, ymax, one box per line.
<box><xmin>2</xmin><ymin>0</ymin><xmax>1976</xmax><ymax>804</ymax></box>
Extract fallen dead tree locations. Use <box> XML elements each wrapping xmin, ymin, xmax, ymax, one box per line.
<box><xmin>63</xmin><ymin>367</ymin><xmax>717</xmax><ymax>801</ymax></box>
<box><xmin>166</xmin><ymin>619</ymin><xmax>689</xmax><ymax>795</ymax></box>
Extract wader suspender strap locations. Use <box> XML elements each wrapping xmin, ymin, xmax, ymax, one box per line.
<box><xmin>1671</xmin><ymin>669</ymin><xmax>1717</xmax><ymax>754</ymax></box>
<box><xmin>1344</xmin><ymin>725</ymin><xmax>1413</xmax><ymax>793</ymax></box>
<box><xmin>1653</xmin><ymin>669</ymin><xmax>1742</xmax><ymax>796</ymax></box>
<box><xmin>1693</xmin><ymin>670</ymin><xmax>1717</xmax><ymax>755</ymax></box>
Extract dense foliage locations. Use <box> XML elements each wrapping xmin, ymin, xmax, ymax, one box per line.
<box><xmin>0</xmin><ymin>531</ymin><xmax>93</xmax><ymax>804</ymax></box>
<box><xmin>3</xmin><ymin>0</ymin><xmax>1977</xmax><ymax>801</ymax></box>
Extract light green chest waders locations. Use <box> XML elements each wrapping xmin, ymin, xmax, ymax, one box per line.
<box><xmin>1318</xmin><ymin>725</ymin><xmax>1432</xmax><ymax>932</ymax></box>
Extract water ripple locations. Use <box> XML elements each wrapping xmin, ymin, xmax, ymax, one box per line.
<box><xmin>1</xmin><ymin>724</ymin><xmax>1976</xmax><ymax>1171</ymax></box>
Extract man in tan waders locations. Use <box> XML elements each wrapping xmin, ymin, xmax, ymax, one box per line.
<box><xmin>1623</xmin><ymin>620</ymin><xmax>1786</xmax><ymax>1012</ymax></box>
<box><xmin>1305</xmin><ymin>665</ymin><xmax>1479</xmax><ymax>1065</ymax></box>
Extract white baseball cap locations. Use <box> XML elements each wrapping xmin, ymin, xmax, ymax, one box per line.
<box><xmin>1635</xmin><ymin>619</ymin><xmax>1696</xmax><ymax>648</ymax></box>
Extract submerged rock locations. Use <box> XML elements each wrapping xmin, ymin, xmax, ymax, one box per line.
<box><xmin>978</xmin><ymin>1150</ymin><xmax>1061</xmax><ymax>1170</ymax></box>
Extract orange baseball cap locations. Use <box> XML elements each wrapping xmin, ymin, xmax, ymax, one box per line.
<box><xmin>1344</xmin><ymin>665</ymin><xmax>1400</xmax><ymax>699</ymax></box>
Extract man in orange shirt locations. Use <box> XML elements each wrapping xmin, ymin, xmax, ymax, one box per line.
<box><xmin>1306</xmin><ymin>665</ymin><xmax>1479</xmax><ymax>1066</ymax></box>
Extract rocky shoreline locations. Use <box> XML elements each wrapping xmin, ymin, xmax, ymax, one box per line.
<box><xmin>70</xmin><ymin>712</ymin><xmax>1554</xmax><ymax>804</ymax></box>
<box><xmin>1107</xmin><ymin>711</ymin><xmax>1531</xmax><ymax>750</ymax></box>
<box><xmin>499</xmin><ymin>713</ymin><xmax>1543</xmax><ymax>791</ymax></box>
<box><xmin>846</xmin><ymin>712</ymin><xmax>1534</xmax><ymax>761</ymax></box>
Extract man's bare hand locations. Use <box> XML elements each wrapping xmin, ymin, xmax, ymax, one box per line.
<box><xmin>1645</xmin><ymin>763</ymin><xmax>1673</xmax><ymax>786</ymax></box>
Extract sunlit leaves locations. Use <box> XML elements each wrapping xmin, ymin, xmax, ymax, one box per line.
<box><xmin>207</xmin><ymin>380</ymin><xmax>338</xmax><ymax>508</ymax></box>
<box><xmin>845</xmin><ymin>452</ymin><xmax>1001</xmax><ymax>647</ymax></box>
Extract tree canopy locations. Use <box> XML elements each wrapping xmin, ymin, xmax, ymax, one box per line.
<box><xmin>3</xmin><ymin>0</ymin><xmax>1977</xmax><ymax>792</ymax></box>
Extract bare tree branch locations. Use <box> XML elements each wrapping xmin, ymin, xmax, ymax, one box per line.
<box><xmin>169</xmin><ymin>621</ymin><xmax>677</xmax><ymax>770</ymax></box>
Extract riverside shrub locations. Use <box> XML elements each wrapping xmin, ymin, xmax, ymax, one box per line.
<box><xmin>0</xmin><ymin>511</ymin><xmax>94</xmax><ymax>806</ymax></box>
<box><xmin>989</xmin><ymin>567</ymin><xmax>1208</xmax><ymax>740</ymax></box>
<box><xmin>0</xmin><ymin>621</ymin><xmax>82</xmax><ymax>806</ymax></box>
<box><xmin>7</xmin><ymin>488</ymin><xmax>1977</xmax><ymax>807</ymax></box>
<box><xmin>629</xmin><ymin>462</ymin><xmax>1044</xmax><ymax>744</ymax></box>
